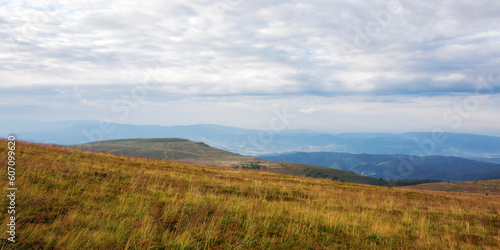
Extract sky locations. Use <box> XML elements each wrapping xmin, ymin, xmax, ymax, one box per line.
<box><xmin>1</xmin><ymin>0</ymin><xmax>500</xmax><ymax>135</ymax></box>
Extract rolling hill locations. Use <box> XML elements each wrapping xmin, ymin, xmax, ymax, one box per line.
<box><xmin>1</xmin><ymin>139</ymin><xmax>499</xmax><ymax>249</ymax></box>
<box><xmin>77</xmin><ymin>138</ymin><xmax>248</xmax><ymax>166</ymax></box>
<box><xmin>75</xmin><ymin>138</ymin><xmax>387</xmax><ymax>186</ymax></box>
<box><xmin>258</xmin><ymin>152</ymin><xmax>500</xmax><ymax>181</ymax></box>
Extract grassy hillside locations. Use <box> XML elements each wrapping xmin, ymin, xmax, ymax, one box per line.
<box><xmin>76</xmin><ymin>138</ymin><xmax>386</xmax><ymax>186</ymax></box>
<box><xmin>77</xmin><ymin>138</ymin><xmax>246</xmax><ymax>166</ymax></box>
<box><xmin>1</xmin><ymin>140</ymin><xmax>500</xmax><ymax>249</ymax></box>
<box><xmin>405</xmin><ymin>179</ymin><xmax>500</xmax><ymax>196</ymax></box>
<box><xmin>259</xmin><ymin>151</ymin><xmax>500</xmax><ymax>181</ymax></box>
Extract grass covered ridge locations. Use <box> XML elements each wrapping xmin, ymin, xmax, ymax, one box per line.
<box><xmin>77</xmin><ymin>138</ymin><xmax>387</xmax><ymax>186</ymax></box>
<box><xmin>1</xmin><ymin>140</ymin><xmax>499</xmax><ymax>249</ymax></box>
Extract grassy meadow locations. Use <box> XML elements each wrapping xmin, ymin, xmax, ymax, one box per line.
<box><xmin>1</xmin><ymin>139</ymin><xmax>499</xmax><ymax>249</ymax></box>
<box><xmin>405</xmin><ymin>179</ymin><xmax>500</xmax><ymax>196</ymax></box>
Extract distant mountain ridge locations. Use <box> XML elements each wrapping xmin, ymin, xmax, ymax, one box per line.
<box><xmin>258</xmin><ymin>151</ymin><xmax>500</xmax><ymax>181</ymax></box>
<box><xmin>3</xmin><ymin>120</ymin><xmax>500</xmax><ymax>162</ymax></box>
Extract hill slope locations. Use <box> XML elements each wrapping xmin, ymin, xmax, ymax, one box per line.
<box><xmin>77</xmin><ymin>138</ymin><xmax>247</xmax><ymax>166</ymax></box>
<box><xmin>405</xmin><ymin>179</ymin><xmax>500</xmax><ymax>196</ymax></box>
<box><xmin>259</xmin><ymin>152</ymin><xmax>500</xmax><ymax>181</ymax></box>
<box><xmin>2</xmin><ymin>140</ymin><xmax>500</xmax><ymax>248</ymax></box>
<box><xmin>76</xmin><ymin>138</ymin><xmax>386</xmax><ymax>186</ymax></box>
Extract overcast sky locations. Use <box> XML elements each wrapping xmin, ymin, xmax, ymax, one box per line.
<box><xmin>1</xmin><ymin>0</ymin><xmax>499</xmax><ymax>135</ymax></box>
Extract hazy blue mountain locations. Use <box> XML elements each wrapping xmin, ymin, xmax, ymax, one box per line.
<box><xmin>466</xmin><ymin>157</ymin><xmax>500</xmax><ymax>164</ymax></box>
<box><xmin>0</xmin><ymin>119</ymin><xmax>96</xmax><ymax>133</ymax></box>
<box><xmin>2</xmin><ymin>120</ymin><xmax>500</xmax><ymax>161</ymax></box>
<box><xmin>258</xmin><ymin>152</ymin><xmax>500</xmax><ymax>181</ymax></box>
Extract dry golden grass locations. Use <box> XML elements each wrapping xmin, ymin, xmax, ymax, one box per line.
<box><xmin>0</xmin><ymin>140</ymin><xmax>499</xmax><ymax>249</ymax></box>
<box><xmin>405</xmin><ymin>179</ymin><xmax>500</xmax><ymax>196</ymax></box>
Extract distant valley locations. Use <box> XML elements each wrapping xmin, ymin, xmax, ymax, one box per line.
<box><xmin>258</xmin><ymin>151</ymin><xmax>500</xmax><ymax>181</ymax></box>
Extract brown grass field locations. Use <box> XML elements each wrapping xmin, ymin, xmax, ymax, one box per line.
<box><xmin>405</xmin><ymin>179</ymin><xmax>500</xmax><ymax>196</ymax></box>
<box><xmin>1</xmin><ymin>139</ymin><xmax>499</xmax><ymax>249</ymax></box>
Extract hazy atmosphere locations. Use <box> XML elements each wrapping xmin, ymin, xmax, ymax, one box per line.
<box><xmin>2</xmin><ymin>0</ymin><xmax>499</xmax><ymax>134</ymax></box>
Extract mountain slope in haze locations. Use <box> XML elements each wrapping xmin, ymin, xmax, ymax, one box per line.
<box><xmin>76</xmin><ymin>138</ymin><xmax>386</xmax><ymax>186</ymax></box>
<box><xmin>404</xmin><ymin>179</ymin><xmax>500</xmax><ymax>196</ymax></box>
<box><xmin>258</xmin><ymin>152</ymin><xmax>500</xmax><ymax>181</ymax></box>
<box><xmin>6</xmin><ymin>120</ymin><xmax>500</xmax><ymax>160</ymax></box>
<box><xmin>3</xmin><ymin>140</ymin><xmax>499</xmax><ymax>249</ymax></box>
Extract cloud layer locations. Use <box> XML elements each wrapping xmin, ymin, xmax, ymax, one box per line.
<box><xmin>1</xmin><ymin>0</ymin><xmax>499</xmax><ymax>134</ymax></box>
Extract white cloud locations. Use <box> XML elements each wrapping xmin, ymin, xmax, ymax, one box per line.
<box><xmin>434</xmin><ymin>73</ymin><xmax>466</xmax><ymax>82</ymax></box>
<box><xmin>3</xmin><ymin>0</ymin><xmax>500</xmax><ymax>93</ymax></box>
<box><xmin>299</xmin><ymin>108</ymin><xmax>316</xmax><ymax>115</ymax></box>
<box><xmin>1</xmin><ymin>0</ymin><xmax>499</xmax><ymax>134</ymax></box>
